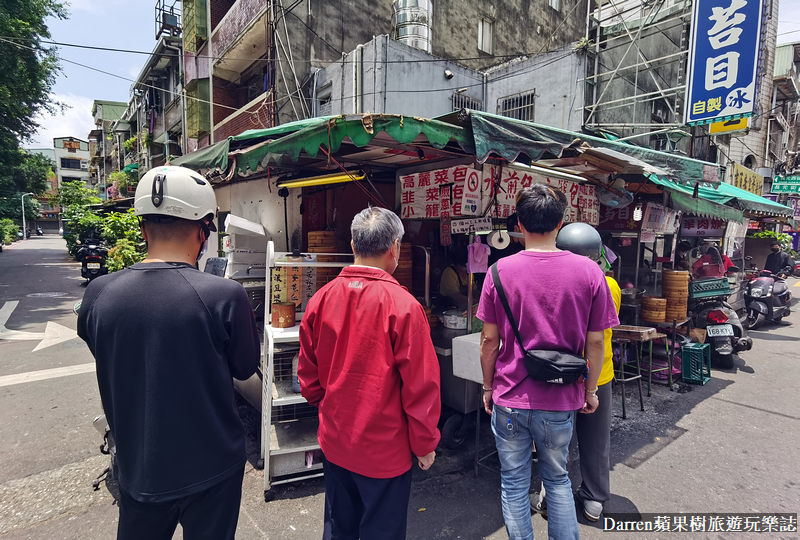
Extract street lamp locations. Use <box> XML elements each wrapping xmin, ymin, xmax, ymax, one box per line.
<box><xmin>21</xmin><ymin>192</ymin><xmax>34</xmax><ymax>240</ymax></box>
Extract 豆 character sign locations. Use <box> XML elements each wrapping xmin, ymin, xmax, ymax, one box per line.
<box><xmin>684</xmin><ymin>0</ymin><xmax>765</xmax><ymax>125</ymax></box>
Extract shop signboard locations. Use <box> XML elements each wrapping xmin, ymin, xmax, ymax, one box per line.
<box><xmin>680</xmin><ymin>215</ymin><xmax>727</xmax><ymax>237</ymax></box>
<box><xmin>684</xmin><ymin>0</ymin><xmax>765</xmax><ymax>125</ymax></box>
<box><xmin>730</xmin><ymin>162</ymin><xmax>763</xmax><ymax>195</ymax></box>
<box><xmin>642</xmin><ymin>203</ymin><xmax>681</xmax><ymax>234</ymax></box>
<box><xmin>598</xmin><ymin>205</ymin><xmax>641</xmax><ymax>231</ymax></box>
<box><xmin>483</xmin><ymin>165</ymin><xmax>599</xmax><ymax>225</ymax></box>
<box><xmin>709</xmin><ymin>117</ymin><xmax>749</xmax><ymax>135</ymax></box>
<box><xmin>771</xmin><ymin>175</ymin><xmax>800</xmax><ymax>194</ymax></box>
<box><xmin>399</xmin><ymin>165</ymin><xmax>480</xmax><ymax>220</ymax></box>
<box><xmin>788</xmin><ymin>197</ymin><xmax>800</xmax><ymax>223</ymax></box>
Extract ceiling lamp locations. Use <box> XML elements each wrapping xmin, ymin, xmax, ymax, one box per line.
<box><xmin>277</xmin><ymin>171</ymin><xmax>366</xmax><ymax>189</ymax></box>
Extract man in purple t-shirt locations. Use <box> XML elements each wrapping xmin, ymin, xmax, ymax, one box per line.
<box><xmin>477</xmin><ymin>184</ymin><xmax>619</xmax><ymax>540</ymax></box>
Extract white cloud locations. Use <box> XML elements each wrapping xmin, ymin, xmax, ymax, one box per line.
<box><xmin>25</xmin><ymin>93</ymin><xmax>96</xmax><ymax>148</ymax></box>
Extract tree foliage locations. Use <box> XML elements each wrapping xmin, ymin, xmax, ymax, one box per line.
<box><xmin>0</xmin><ymin>0</ymin><xmax>67</xmax><ymax>168</ymax></box>
<box><xmin>0</xmin><ymin>151</ymin><xmax>53</xmax><ymax>222</ymax></box>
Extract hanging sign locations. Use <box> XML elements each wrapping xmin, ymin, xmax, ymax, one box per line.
<box><xmin>399</xmin><ymin>165</ymin><xmax>480</xmax><ymax>220</ymax></box>
<box><xmin>680</xmin><ymin>215</ymin><xmax>727</xmax><ymax>237</ymax></box>
<box><xmin>440</xmin><ymin>185</ymin><xmax>452</xmax><ymax>246</ymax></box>
<box><xmin>709</xmin><ymin>117</ymin><xmax>749</xmax><ymax>135</ymax></box>
<box><xmin>684</xmin><ymin>0</ymin><xmax>765</xmax><ymax>125</ymax></box>
<box><xmin>730</xmin><ymin>162</ymin><xmax>763</xmax><ymax>195</ymax></box>
<box><xmin>462</xmin><ymin>168</ymin><xmax>481</xmax><ymax>216</ymax></box>
<box><xmin>450</xmin><ymin>217</ymin><xmax>493</xmax><ymax>234</ymax></box>
<box><xmin>483</xmin><ymin>166</ymin><xmax>599</xmax><ymax>225</ymax></box>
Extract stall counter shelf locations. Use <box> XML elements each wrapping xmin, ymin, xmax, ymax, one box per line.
<box><xmin>261</xmin><ymin>241</ymin><xmax>354</xmax><ymax>502</ymax></box>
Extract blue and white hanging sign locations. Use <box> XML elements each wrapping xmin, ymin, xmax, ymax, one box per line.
<box><xmin>684</xmin><ymin>0</ymin><xmax>765</xmax><ymax>125</ymax></box>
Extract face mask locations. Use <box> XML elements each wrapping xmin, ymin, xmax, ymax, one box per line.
<box><xmin>771</xmin><ymin>247</ymin><xmax>780</xmax><ymax>253</ymax></box>
<box><xmin>197</xmin><ymin>237</ymin><xmax>209</xmax><ymax>263</ymax></box>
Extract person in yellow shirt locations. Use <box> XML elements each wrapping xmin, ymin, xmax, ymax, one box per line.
<box><xmin>438</xmin><ymin>246</ymin><xmax>478</xmax><ymax>310</ymax></box>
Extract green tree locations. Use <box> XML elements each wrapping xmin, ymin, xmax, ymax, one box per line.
<box><xmin>57</xmin><ymin>180</ymin><xmax>101</xmax><ymax>256</ymax></box>
<box><xmin>0</xmin><ymin>0</ymin><xmax>67</xmax><ymax>168</ymax></box>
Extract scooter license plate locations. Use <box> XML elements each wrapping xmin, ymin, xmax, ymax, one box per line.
<box><xmin>706</xmin><ymin>324</ymin><xmax>733</xmax><ymax>337</ymax></box>
<box><xmin>87</xmin><ymin>262</ymin><xmax>101</xmax><ymax>269</ymax></box>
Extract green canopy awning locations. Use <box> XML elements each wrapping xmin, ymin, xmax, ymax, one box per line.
<box><xmin>230</xmin><ymin>115</ymin><xmax>474</xmax><ymax>175</ymax></box>
<box><xmin>450</xmin><ymin>111</ymin><xmax>721</xmax><ymax>186</ymax></box>
<box><xmin>171</xmin><ymin>139</ymin><xmax>230</xmax><ymax>172</ymax></box>
<box><xmin>122</xmin><ymin>163</ymin><xmax>139</xmax><ymax>173</ymax></box>
<box><xmin>647</xmin><ymin>175</ymin><xmax>794</xmax><ymax>221</ymax></box>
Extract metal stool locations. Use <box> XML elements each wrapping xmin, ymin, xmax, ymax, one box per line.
<box><xmin>612</xmin><ymin>338</ymin><xmax>645</xmax><ymax>419</ymax></box>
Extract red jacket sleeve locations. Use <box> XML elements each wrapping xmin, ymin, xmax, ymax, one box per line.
<box><xmin>393</xmin><ymin>303</ymin><xmax>442</xmax><ymax>457</ymax></box>
<box><xmin>298</xmin><ymin>306</ymin><xmax>325</xmax><ymax>408</ymax></box>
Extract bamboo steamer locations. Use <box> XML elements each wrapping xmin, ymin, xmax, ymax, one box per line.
<box><xmin>642</xmin><ymin>309</ymin><xmax>666</xmax><ymax>323</ymax></box>
<box><xmin>642</xmin><ymin>296</ymin><xmax>667</xmax><ymax>310</ymax></box>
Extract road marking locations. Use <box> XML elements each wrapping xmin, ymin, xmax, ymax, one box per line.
<box><xmin>0</xmin><ymin>363</ymin><xmax>95</xmax><ymax>388</ymax></box>
<box><xmin>794</xmin><ymin>281</ymin><xmax>800</xmax><ymax>287</ymax></box>
<box><xmin>0</xmin><ymin>301</ymin><xmax>78</xmax><ymax>350</ymax></box>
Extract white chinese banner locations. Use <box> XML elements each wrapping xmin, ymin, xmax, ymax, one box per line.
<box><xmin>482</xmin><ymin>165</ymin><xmax>599</xmax><ymax>225</ymax></box>
<box><xmin>399</xmin><ymin>165</ymin><xmax>481</xmax><ymax>220</ymax></box>
<box><xmin>680</xmin><ymin>215</ymin><xmax>728</xmax><ymax>237</ymax></box>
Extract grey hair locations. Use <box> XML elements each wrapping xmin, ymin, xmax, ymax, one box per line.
<box><xmin>350</xmin><ymin>206</ymin><xmax>404</xmax><ymax>258</ymax></box>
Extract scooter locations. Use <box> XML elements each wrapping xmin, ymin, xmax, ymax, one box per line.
<box><xmin>690</xmin><ymin>270</ymin><xmax>753</xmax><ymax>369</ymax></box>
<box><xmin>76</xmin><ymin>239</ymin><xmax>109</xmax><ymax>281</ymax></box>
<box><xmin>794</xmin><ymin>260</ymin><xmax>800</xmax><ymax>278</ymax></box>
<box><xmin>36</xmin><ymin>227</ymin><xmax>43</xmax><ymax>236</ymax></box>
<box><xmin>746</xmin><ymin>266</ymin><xmax>793</xmax><ymax>330</ymax></box>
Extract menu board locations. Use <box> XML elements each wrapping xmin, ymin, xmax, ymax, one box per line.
<box><xmin>399</xmin><ymin>165</ymin><xmax>481</xmax><ymax>220</ymax></box>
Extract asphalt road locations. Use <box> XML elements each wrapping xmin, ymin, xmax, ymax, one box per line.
<box><xmin>0</xmin><ymin>236</ymin><xmax>798</xmax><ymax>539</ymax></box>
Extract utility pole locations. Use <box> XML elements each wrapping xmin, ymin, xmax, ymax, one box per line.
<box><xmin>21</xmin><ymin>192</ymin><xmax>34</xmax><ymax>240</ymax></box>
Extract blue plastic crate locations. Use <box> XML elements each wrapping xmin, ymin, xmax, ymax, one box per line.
<box><xmin>681</xmin><ymin>343</ymin><xmax>711</xmax><ymax>385</ymax></box>
<box><xmin>688</xmin><ymin>278</ymin><xmax>730</xmax><ymax>299</ymax></box>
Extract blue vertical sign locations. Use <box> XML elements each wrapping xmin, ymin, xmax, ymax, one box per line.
<box><xmin>684</xmin><ymin>0</ymin><xmax>765</xmax><ymax>125</ymax></box>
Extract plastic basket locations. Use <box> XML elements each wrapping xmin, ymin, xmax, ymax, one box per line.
<box><xmin>688</xmin><ymin>278</ymin><xmax>731</xmax><ymax>299</ymax></box>
<box><xmin>681</xmin><ymin>343</ymin><xmax>711</xmax><ymax>385</ymax></box>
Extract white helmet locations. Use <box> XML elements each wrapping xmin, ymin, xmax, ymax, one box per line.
<box><xmin>134</xmin><ymin>166</ymin><xmax>217</xmax><ymax>230</ymax></box>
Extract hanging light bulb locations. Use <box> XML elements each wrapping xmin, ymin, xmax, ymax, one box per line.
<box><xmin>633</xmin><ymin>203</ymin><xmax>643</xmax><ymax>222</ymax></box>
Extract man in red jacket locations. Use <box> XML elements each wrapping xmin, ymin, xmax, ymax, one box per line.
<box><xmin>299</xmin><ymin>206</ymin><xmax>441</xmax><ymax>540</ymax></box>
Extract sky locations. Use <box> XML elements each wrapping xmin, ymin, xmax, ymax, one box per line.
<box><xmin>25</xmin><ymin>0</ymin><xmax>156</xmax><ymax>148</ymax></box>
<box><xmin>23</xmin><ymin>0</ymin><xmax>800</xmax><ymax>149</ymax></box>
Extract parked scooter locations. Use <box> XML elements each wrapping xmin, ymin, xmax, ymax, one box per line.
<box><xmin>75</xmin><ymin>238</ymin><xmax>109</xmax><ymax>281</ymax></box>
<box><xmin>690</xmin><ymin>269</ymin><xmax>753</xmax><ymax>369</ymax></box>
<box><xmin>745</xmin><ymin>266</ymin><xmax>793</xmax><ymax>330</ymax></box>
<box><xmin>35</xmin><ymin>227</ymin><xmax>43</xmax><ymax>236</ymax></box>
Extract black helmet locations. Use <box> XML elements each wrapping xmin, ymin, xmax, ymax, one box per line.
<box><xmin>556</xmin><ymin>222</ymin><xmax>602</xmax><ymax>260</ymax></box>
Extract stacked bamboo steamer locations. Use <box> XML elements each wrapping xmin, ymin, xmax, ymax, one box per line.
<box><xmin>662</xmin><ymin>269</ymin><xmax>690</xmax><ymax>322</ymax></box>
<box><xmin>423</xmin><ymin>304</ymin><xmax>439</xmax><ymax>328</ymax></box>
<box><xmin>395</xmin><ymin>243</ymin><xmax>413</xmax><ymax>290</ymax></box>
<box><xmin>307</xmin><ymin>231</ymin><xmax>341</xmax><ymax>290</ymax></box>
<box><xmin>642</xmin><ymin>296</ymin><xmax>667</xmax><ymax>323</ymax></box>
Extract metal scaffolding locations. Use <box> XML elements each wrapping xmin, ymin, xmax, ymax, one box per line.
<box><xmin>582</xmin><ymin>0</ymin><xmax>693</xmax><ymax>150</ymax></box>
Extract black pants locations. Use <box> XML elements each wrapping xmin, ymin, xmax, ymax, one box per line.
<box><xmin>322</xmin><ymin>456</ymin><xmax>412</xmax><ymax>540</ymax></box>
<box><xmin>117</xmin><ymin>467</ymin><xmax>244</xmax><ymax>540</ymax></box>
<box><xmin>575</xmin><ymin>380</ymin><xmax>612</xmax><ymax>504</ymax></box>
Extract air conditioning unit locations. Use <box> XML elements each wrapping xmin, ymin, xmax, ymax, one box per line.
<box><xmin>80</xmin><ymin>161</ymin><xmax>89</xmax><ymax>170</ymax></box>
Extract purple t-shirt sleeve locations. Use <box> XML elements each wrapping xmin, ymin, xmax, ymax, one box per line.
<box><xmin>476</xmin><ymin>271</ymin><xmax>497</xmax><ymax>324</ymax></box>
<box><xmin>588</xmin><ymin>272</ymin><xmax>621</xmax><ymax>332</ymax></box>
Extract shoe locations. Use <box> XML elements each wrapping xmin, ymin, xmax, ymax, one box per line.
<box><xmin>582</xmin><ymin>499</ymin><xmax>602</xmax><ymax>522</ymax></box>
<box><xmin>530</xmin><ymin>493</ymin><xmax>547</xmax><ymax>518</ymax></box>
<box><xmin>531</xmin><ymin>450</ymin><xmax>538</xmax><ymax>462</ymax></box>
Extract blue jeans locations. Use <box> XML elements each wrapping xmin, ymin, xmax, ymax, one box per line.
<box><xmin>491</xmin><ymin>405</ymin><xmax>579</xmax><ymax>540</ymax></box>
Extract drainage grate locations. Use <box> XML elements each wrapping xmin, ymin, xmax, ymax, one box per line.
<box><xmin>27</xmin><ymin>292</ymin><xmax>68</xmax><ymax>298</ymax></box>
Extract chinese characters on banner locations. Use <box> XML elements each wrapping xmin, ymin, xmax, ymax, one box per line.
<box><xmin>730</xmin><ymin>162</ymin><xmax>764</xmax><ymax>195</ymax></box>
<box><xmin>272</xmin><ymin>255</ymin><xmax>318</xmax><ymax>309</ymax></box>
<box><xmin>399</xmin><ymin>165</ymin><xmax>481</xmax><ymax>221</ymax></box>
<box><xmin>680</xmin><ymin>215</ymin><xmax>728</xmax><ymax>237</ymax></box>
<box><xmin>685</xmin><ymin>0</ymin><xmax>765</xmax><ymax>124</ymax></box>
<box><xmin>642</xmin><ymin>203</ymin><xmax>682</xmax><ymax>234</ymax></box>
<box><xmin>598</xmin><ymin>205</ymin><xmax>641</xmax><ymax>231</ymax></box>
<box><xmin>483</xmin><ymin>166</ymin><xmax>600</xmax><ymax>225</ymax></box>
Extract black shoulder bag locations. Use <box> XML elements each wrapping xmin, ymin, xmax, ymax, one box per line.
<box><xmin>491</xmin><ymin>264</ymin><xmax>587</xmax><ymax>385</ymax></box>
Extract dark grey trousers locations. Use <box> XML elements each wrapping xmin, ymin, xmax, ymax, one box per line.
<box><xmin>575</xmin><ymin>380</ymin><xmax>612</xmax><ymax>504</ymax></box>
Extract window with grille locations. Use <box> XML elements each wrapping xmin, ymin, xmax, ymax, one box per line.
<box><xmin>60</xmin><ymin>158</ymin><xmax>81</xmax><ymax>169</ymax></box>
<box><xmin>497</xmin><ymin>90</ymin><xmax>536</xmax><ymax>122</ymax></box>
<box><xmin>452</xmin><ymin>92</ymin><xmax>484</xmax><ymax>112</ymax></box>
<box><xmin>316</xmin><ymin>83</ymin><xmax>333</xmax><ymax>116</ymax></box>
<box><xmin>186</xmin><ymin>78</ymin><xmax>210</xmax><ymax>139</ymax></box>
<box><xmin>182</xmin><ymin>0</ymin><xmax>207</xmax><ymax>54</ymax></box>
<box><xmin>478</xmin><ymin>19</ymin><xmax>493</xmax><ymax>54</ymax></box>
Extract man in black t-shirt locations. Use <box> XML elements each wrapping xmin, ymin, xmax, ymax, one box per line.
<box><xmin>764</xmin><ymin>240</ymin><xmax>794</xmax><ymax>275</ymax></box>
<box><xmin>78</xmin><ymin>166</ymin><xmax>260</xmax><ymax>540</ymax></box>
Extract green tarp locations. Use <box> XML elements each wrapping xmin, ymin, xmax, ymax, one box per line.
<box><xmin>171</xmin><ymin>139</ymin><xmax>230</xmax><ymax>172</ymax></box>
<box><xmin>458</xmin><ymin>111</ymin><xmax>719</xmax><ymax>187</ymax></box>
<box><xmin>122</xmin><ymin>163</ymin><xmax>139</xmax><ymax>173</ymax></box>
<box><xmin>648</xmin><ymin>176</ymin><xmax>794</xmax><ymax>221</ymax></box>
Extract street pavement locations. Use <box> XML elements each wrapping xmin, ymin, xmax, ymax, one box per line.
<box><xmin>0</xmin><ymin>236</ymin><xmax>798</xmax><ymax>539</ymax></box>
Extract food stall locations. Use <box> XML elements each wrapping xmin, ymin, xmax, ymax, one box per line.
<box><xmin>171</xmin><ymin>110</ymin><xmax>739</xmax><ymax>497</ymax></box>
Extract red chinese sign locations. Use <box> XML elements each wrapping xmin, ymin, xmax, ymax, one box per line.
<box><xmin>680</xmin><ymin>214</ymin><xmax>727</xmax><ymax>237</ymax></box>
<box><xmin>399</xmin><ymin>165</ymin><xmax>480</xmax><ymax>220</ymax></box>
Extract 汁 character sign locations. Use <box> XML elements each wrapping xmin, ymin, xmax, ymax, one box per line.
<box><xmin>685</xmin><ymin>0</ymin><xmax>764</xmax><ymax>125</ymax></box>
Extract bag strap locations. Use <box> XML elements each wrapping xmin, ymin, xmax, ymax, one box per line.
<box><xmin>490</xmin><ymin>263</ymin><xmax>526</xmax><ymax>351</ymax></box>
